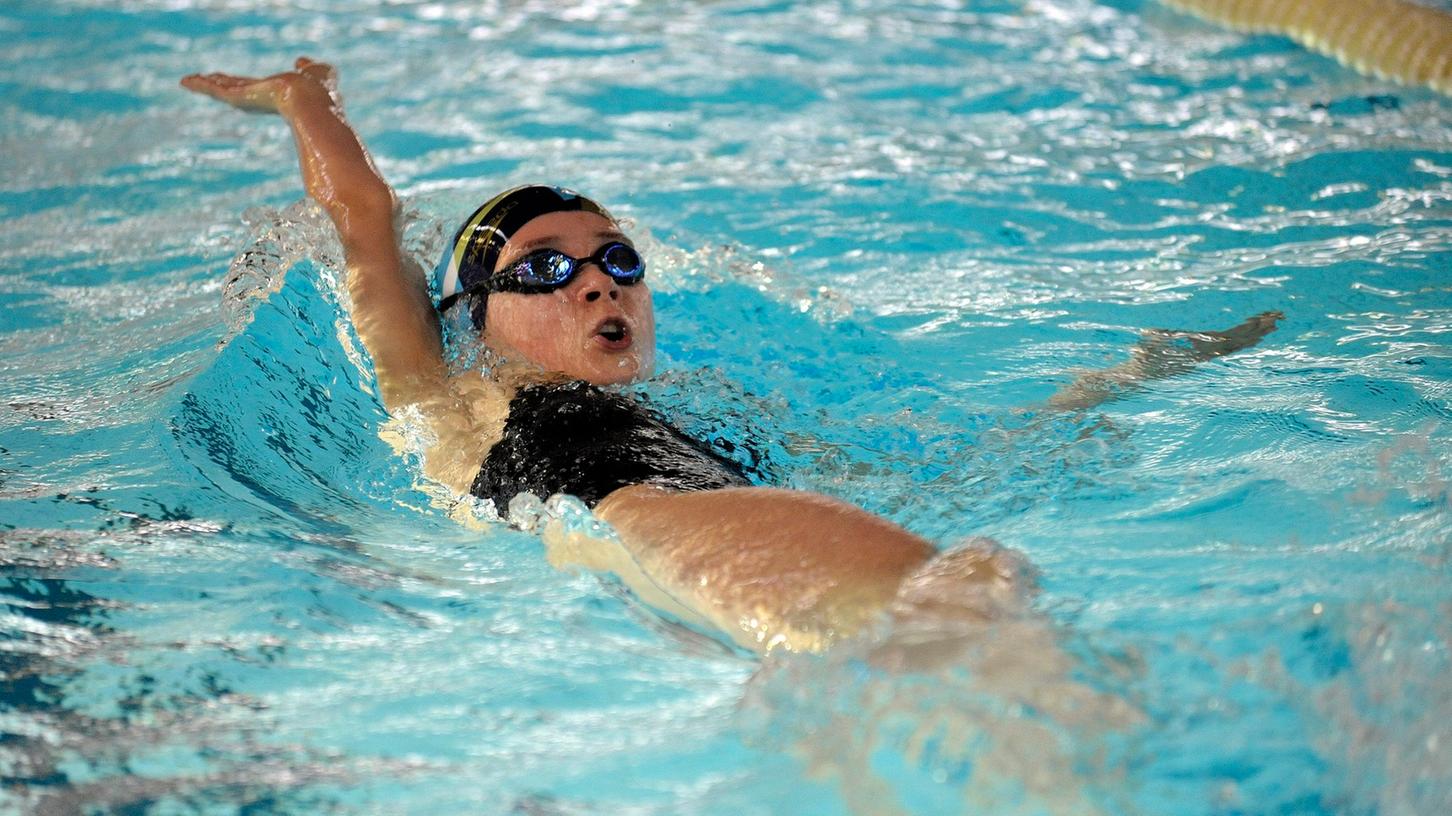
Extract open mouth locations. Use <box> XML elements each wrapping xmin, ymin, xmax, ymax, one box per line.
<box><xmin>593</xmin><ymin>317</ymin><xmax>632</xmax><ymax>350</ymax></box>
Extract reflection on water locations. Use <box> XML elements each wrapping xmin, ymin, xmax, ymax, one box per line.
<box><xmin>741</xmin><ymin>541</ymin><xmax>1142</xmax><ymax>816</ymax></box>
<box><xmin>0</xmin><ymin>522</ymin><xmax>355</xmax><ymax>814</ymax></box>
<box><xmin>1</xmin><ymin>0</ymin><xmax>1449</xmax><ymax>812</ymax></box>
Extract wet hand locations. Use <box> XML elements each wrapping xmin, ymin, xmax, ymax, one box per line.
<box><xmin>1131</xmin><ymin>310</ymin><xmax>1284</xmax><ymax>379</ymax></box>
<box><xmin>1048</xmin><ymin>311</ymin><xmax>1285</xmax><ymax>411</ymax></box>
<box><xmin>1142</xmin><ymin>310</ymin><xmax>1283</xmax><ymax>361</ymax></box>
<box><xmin>180</xmin><ymin>57</ymin><xmax>338</xmax><ymax>115</ymax></box>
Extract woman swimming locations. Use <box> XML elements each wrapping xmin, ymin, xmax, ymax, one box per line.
<box><xmin>181</xmin><ymin>58</ymin><xmax>1278</xmax><ymax>654</ymax></box>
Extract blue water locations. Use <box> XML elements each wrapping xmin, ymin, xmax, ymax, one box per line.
<box><xmin>3</xmin><ymin>0</ymin><xmax>1451</xmax><ymax>813</ymax></box>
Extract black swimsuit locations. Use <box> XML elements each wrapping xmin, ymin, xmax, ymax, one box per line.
<box><xmin>471</xmin><ymin>380</ymin><xmax>750</xmax><ymax>513</ymax></box>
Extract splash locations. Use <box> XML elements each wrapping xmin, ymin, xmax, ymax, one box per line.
<box><xmin>218</xmin><ymin>200</ymin><xmax>342</xmax><ymax>341</ymax></box>
<box><xmin>739</xmin><ymin>541</ymin><xmax>1144</xmax><ymax>815</ymax></box>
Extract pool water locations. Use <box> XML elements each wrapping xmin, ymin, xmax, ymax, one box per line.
<box><xmin>3</xmin><ymin>0</ymin><xmax>1450</xmax><ymax>813</ymax></box>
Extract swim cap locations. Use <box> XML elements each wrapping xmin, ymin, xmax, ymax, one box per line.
<box><xmin>436</xmin><ymin>185</ymin><xmax>615</xmax><ymax>328</ymax></box>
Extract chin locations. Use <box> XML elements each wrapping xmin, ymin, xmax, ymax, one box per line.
<box><xmin>585</xmin><ymin>352</ymin><xmax>653</xmax><ymax>386</ymax></box>
<box><xmin>586</xmin><ymin>366</ymin><xmax>643</xmax><ymax>386</ymax></box>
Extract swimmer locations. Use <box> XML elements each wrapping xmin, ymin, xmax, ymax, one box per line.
<box><xmin>181</xmin><ymin>59</ymin><xmax>1279</xmax><ymax>654</ymax></box>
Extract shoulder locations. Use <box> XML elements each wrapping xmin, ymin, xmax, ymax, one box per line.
<box><xmin>410</xmin><ymin>372</ymin><xmax>514</xmax><ymax>495</ymax></box>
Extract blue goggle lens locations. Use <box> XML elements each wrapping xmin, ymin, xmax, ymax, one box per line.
<box><xmin>600</xmin><ymin>243</ymin><xmax>644</xmax><ymax>281</ymax></box>
<box><xmin>511</xmin><ymin>242</ymin><xmax>644</xmax><ymax>290</ymax></box>
<box><xmin>527</xmin><ymin>252</ymin><xmax>575</xmax><ymax>286</ymax></box>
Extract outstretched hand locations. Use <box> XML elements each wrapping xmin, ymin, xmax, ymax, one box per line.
<box><xmin>1132</xmin><ymin>310</ymin><xmax>1284</xmax><ymax>376</ymax></box>
<box><xmin>180</xmin><ymin>52</ymin><xmax>453</xmax><ymax>429</ymax></box>
<box><xmin>1047</xmin><ymin>310</ymin><xmax>1284</xmax><ymax>411</ymax></box>
<box><xmin>180</xmin><ymin>57</ymin><xmax>337</xmax><ymax>115</ymax></box>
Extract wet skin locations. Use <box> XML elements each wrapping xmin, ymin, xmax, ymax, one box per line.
<box><xmin>485</xmin><ymin>213</ymin><xmax>941</xmax><ymax>651</ymax></box>
<box><xmin>180</xmin><ymin>59</ymin><xmax>943</xmax><ymax>652</ymax></box>
<box><xmin>181</xmin><ymin>59</ymin><xmax>1280</xmax><ymax>654</ymax></box>
<box><xmin>483</xmin><ymin>211</ymin><xmax>656</xmax><ymax>387</ymax></box>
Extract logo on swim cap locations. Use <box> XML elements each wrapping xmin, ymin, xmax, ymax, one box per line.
<box><xmin>436</xmin><ymin>185</ymin><xmax>614</xmax><ymax>325</ymax></box>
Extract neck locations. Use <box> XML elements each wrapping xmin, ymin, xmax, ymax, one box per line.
<box><xmin>485</xmin><ymin>355</ymin><xmax>575</xmax><ymax>391</ymax></box>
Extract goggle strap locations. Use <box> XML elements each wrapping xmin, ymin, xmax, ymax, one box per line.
<box><xmin>438</xmin><ymin>284</ymin><xmax>489</xmax><ymax>312</ymax></box>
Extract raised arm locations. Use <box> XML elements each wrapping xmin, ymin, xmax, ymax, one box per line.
<box><xmin>182</xmin><ymin>58</ymin><xmax>446</xmax><ymax>413</ymax></box>
<box><xmin>1046</xmin><ymin>311</ymin><xmax>1282</xmax><ymax>411</ymax></box>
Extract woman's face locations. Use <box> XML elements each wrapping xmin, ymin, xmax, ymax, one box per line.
<box><xmin>482</xmin><ymin>210</ymin><xmax>656</xmax><ymax>385</ymax></box>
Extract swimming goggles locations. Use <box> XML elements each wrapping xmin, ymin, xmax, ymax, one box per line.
<box><xmin>440</xmin><ymin>242</ymin><xmax>645</xmax><ymax>309</ymax></box>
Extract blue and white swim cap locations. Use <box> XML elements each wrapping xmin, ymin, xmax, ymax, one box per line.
<box><xmin>436</xmin><ymin>185</ymin><xmax>614</xmax><ymax>328</ymax></box>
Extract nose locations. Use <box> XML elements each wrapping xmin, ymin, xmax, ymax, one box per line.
<box><xmin>576</xmin><ymin>263</ymin><xmax>620</xmax><ymax>303</ymax></box>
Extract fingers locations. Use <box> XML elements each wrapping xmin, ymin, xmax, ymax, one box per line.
<box><xmin>183</xmin><ymin>72</ymin><xmax>248</xmax><ymax>86</ymax></box>
<box><xmin>182</xmin><ymin>60</ymin><xmax>339</xmax><ymax>113</ymax></box>
<box><xmin>180</xmin><ymin>71</ymin><xmax>286</xmax><ymax>113</ymax></box>
<box><xmin>1253</xmin><ymin>310</ymin><xmax>1285</xmax><ymax>331</ymax></box>
<box><xmin>180</xmin><ymin>72</ymin><xmax>257</xmax><ymax>96</ymax></box>
<box><xmin>295</xmin><ymin>56</ymin><xmax>338</xmax><ymax>90</ymax></box>
<box><xmin>1176</xmin><ymin>311</ymin><xmax>1285</xmax><ymax>359</ymax></box>
<box><xmin>179</xmin><ymin>73</ymin><xmax>233</xmax><ymax>98</ymax></box>
<box><xmin>182</xmin><ymin>58</ymin><xmax>335</xmax><ymax>99</ymax></box>
<box><xmin>1243</xmin><ymin>310</ymin><xmax>1284</xmax><ymax>326</ymax></box>
<box><xmin>1144</xmin><ymin>310</ymin><xmax>1284</xmax><ymax>346</ymax></box>
<box><xmin>1224</xmin><ymin>310</ymin><xmax>1283</xmax><ymax>337</ymax></box>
